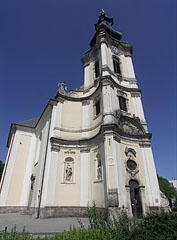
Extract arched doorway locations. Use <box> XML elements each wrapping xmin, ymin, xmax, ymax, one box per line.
<box><xmin>129</xmin><ymin>180</ymin><xmax>143</xmax><ymax>218</ymax></box>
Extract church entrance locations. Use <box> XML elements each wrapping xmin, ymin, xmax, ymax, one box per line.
<box><xmin>129</xmin><ymin>180</ymin><xmax>143</xmax><ymax>218</ymax></box>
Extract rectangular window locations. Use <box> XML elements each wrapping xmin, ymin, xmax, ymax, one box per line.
<box><xmin>119</xmin><ymin>96</ymin><xmax>127</xmax><ymax>112</ymax></box>
<box><xmin>113</xmin><ymin>57</ymin><xmax>121</xmax><ymax>74</ymax></box>
<box><xmin>95</xmin><ymin>61</ymin><xmax>100</xmax><ymax>78</ymax></box>
<box><xmin>95</xmin><ymin>99</ymin><xmax>100</xmax><ymax>116</ymax></box>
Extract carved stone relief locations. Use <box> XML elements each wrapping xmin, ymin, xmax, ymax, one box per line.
<box><xmin>108</xmin><ymin>189</ymin><xmax>118</xmax><ymax>207</ymax></box>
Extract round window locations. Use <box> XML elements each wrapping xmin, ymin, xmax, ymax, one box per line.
<box><xmin>127</xmin><ymin>160</ymin><xmax>137</xmax><ymax>170</ymax></box>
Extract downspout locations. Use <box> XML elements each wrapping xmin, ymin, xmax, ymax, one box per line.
<box><xmin>37</xmin><ymin>104</ymin><xmax>53</xmax><ymax>218</ymax></box>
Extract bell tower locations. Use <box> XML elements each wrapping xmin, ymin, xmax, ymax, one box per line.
<box><xmin>82</xmin><ymin>10</ymin><xmax>165</xmax><ymax>217</ymax></box>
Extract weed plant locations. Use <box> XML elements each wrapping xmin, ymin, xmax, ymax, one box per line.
<box><xmin>0</xmin><ymin>205</ymin><xmax>177</xmax><ymax>240</ymax></box>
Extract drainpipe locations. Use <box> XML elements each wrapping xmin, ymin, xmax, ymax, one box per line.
<box><xmin>37</xmin><ymin>104</ymin><xmax>53</xmax><ymax>218</ymax></box>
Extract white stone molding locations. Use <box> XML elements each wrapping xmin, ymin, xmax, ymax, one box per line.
<box><xmin>103</xmin><ymin>137</ymin><xmax>110</xmax><ymax>192</ymax></box>
<box><xmin>140</xmin><ymin>146</ymin><xmax>160</xmax><ymax>206</ymax></box>
<box><xmin>34</xmin><ymin>133</ymin><xmax>42</xmax><ymax>165</ymax></box>
<box><xmin>84</xmin><ymin>64</ymin><xmax>90</xmax><ymax>88</ymax></box>
<box><xmin>80</xmin><ymin>151</ymin><xmax>90</xmax><ymax>206</ymax></box>
<box><xmin>32</xmin><ymin>119</ymin><xmax>50</xmax><ymax>208</ymax></box>
<box><xmin>82</xmin><ymin>100</ymin><xmax>90</xmax><ymax>138</ymax></box>
<box><xmin>101</xmin><ymin>42</ymin><xmax>108</xmax><ymax>67</ymax></box>
<box><xmin>132</xmin><ymin>95</ymin><xmax>145</xmax><ymax>121</ymax></box>
<box><xmin>113</xmin><ymin>139</ymin><xmax>126</xmax><ymax>207</ymax></box>
<box><xmin>125</xmin><ymin>56</ymin><xmax>136</xmax><ymax>78</ymax></box>
<box><xmin>45</xmin><ymin>149</ymin><xmax>59</xmax><ymax>206</ymax></box>
<box><xmin>20</xmin><ymin>134</ymin><xmax>36</xmax><ymax>206</ymax></box>
<box><xmin>53</xmin><ymin>101</ymin><xmax>63</xmax><ymax>137</ymax></box>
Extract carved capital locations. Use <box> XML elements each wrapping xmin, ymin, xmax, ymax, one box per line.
<box><xmin>80</xmin><ymin>148</ymin><xmax>90</xmax><ymax>153</ymax></box>
<box><xmin>82</xmin><ymin>100</ymin><xmax>90</xmax><ymax>106</ymax></box>
<box><xmin>131</xmin><ymin>92</ymin><xmax>141</xmax><ymax>98</ymax></box>
<box><xmin>56</xmin><ymin>97</ymin><xmax>64</xmax><ymax>104</ymax></box>
<box><xmin>51</xmin><ymin>143</ymin><xmax>60</xmax><ymax>152</ymax></box>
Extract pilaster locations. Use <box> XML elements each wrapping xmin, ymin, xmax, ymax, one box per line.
<box><xmin>101</xmin><ymin>39</ymin><xmax>108</xmax><ymax>67</ymax></box>
<box><xmin>82</xmin><ymin>100</ymin><xmax>90</xmax><ymax>138</ymax></box>
<box><xmin>80</xmin><ymin>149</ymin><xmax>90</xmax><ymax>206</ymax></box>
<box><xmin>53</xmin><ymin>98</ymin><xmax>64</xmax><ymax>137</ymax></box>
<box><xmin>45</xmin><ymin>147</ymin><xmax>60</xmax><ymax>206</ymax></box>
<box><xmin>140</xmin><ymin>146</ymin><xmax>160</xmax><ymax>206</ymax></box>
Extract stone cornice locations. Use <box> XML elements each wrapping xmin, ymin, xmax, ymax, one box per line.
<box><xmin>50</xmin><ymin>121</ymin><xmax>152</xmax><ymax>149</ymax></box>
<box><xmin>55</xmin><ymin>75</ymin><xmax>141</xmax><ymax>103</ymax></box>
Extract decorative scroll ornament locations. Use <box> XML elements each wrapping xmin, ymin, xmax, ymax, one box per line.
<box><xmin>120</xmin><ymin>121</ymin><xmax>144</xmax><ymax>135</ymax></box>
<box><xmin>118</xmin><ymin>116</ymin><xmax>145</xmax><ymax>136</ymax></box>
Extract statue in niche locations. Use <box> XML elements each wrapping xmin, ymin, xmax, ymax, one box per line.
<box><xmin>97</xmin><ymin>158</ymin><xmax>102</xmax><ymax>180</ymax></box>
<box><xmin>65</xmin><ymin>163</ymin><xmax>72</xmax><ymax>181</ymax></box>
<box><xmin>57</xmin><ymin>82</ymin><xmax>67</xmax><ymax>94</ymax></box>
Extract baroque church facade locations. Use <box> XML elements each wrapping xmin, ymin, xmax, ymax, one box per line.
<box><xmin>0</xmin><ymin>11</ymin><xmax>167</xmax><ymax>218</ymax></box>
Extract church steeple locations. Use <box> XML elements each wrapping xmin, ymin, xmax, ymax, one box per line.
<box><xmin>90</xmin><ymin>10</ymin><xmax>122</xmax><ymax>47</ymax></box>
<box><xmin>94</xmin><ymin>9</ymin><xmax>114</xmax><ymax>30</ymax></box>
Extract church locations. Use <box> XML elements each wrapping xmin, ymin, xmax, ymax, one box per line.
<box><xmin>0</xmin><ymin>11</ymin><xmax>168</xmax><ymax>218</ymax></box>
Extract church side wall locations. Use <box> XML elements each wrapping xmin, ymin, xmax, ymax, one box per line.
<box><xmin>6</xmin><ymin>134</ymin><xmax>32</xmax><ymax>205</ymax></box>
<box><xmin>0</xmin><ymin>131</ymin><xmax>21</xmax><ymax>205</ymax></box>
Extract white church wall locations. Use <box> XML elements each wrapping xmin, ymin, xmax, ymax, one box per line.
<box><xmin>6</xmin><ymin>133</ymin><xmax>32</xmax><ymax>205</ymax></box>
<box><xmin>0</xmin><ymin>131</ymin><xmax>21</xmax><ymax>205</ymax></box>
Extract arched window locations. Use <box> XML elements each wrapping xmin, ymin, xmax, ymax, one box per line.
<box><xmin>113</xmin><ymin>57</ymin><xmax>121</xmax><ymax>74</ymax></box>
<box><xmin>95</xmin><ymin>60</ymin><xmax>100</xmax><ymax>78</ymax></box>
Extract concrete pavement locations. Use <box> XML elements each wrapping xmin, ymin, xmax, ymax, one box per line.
<box><xmin>0</xmin><ymin>213</ymin><xmax>89</xmax><ymax>237</ymax></box>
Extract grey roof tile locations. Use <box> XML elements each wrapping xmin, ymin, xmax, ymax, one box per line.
<box><xmin>16</xmin><ymin>118</ymin><xmax>39</xmax><ymax>128</ymax></box>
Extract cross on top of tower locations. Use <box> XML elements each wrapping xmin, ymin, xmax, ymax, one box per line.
<box><xmin>94</xmin><ymin>9</ymin><xmax>114</xmax><ymax>31</ymax></box>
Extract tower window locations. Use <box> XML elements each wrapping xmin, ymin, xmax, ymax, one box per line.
<box><xmin>119</xmin><ymin>96</ymin><xmax>127</xmax><ymax>112</ymax></box>
<box><xmin>95</xmin><ymin>99</ymin><xmax>100</xmax><ymax>116</ymax></box>
<box><xmin>113</xmin><ymin>57</ymin><xmax>121</xmax><ymax>74</ymax></box>
<box><xmin>95</xmin><ymin>61</ymin><xmax>100</xmax><ymax>78</ymax></box>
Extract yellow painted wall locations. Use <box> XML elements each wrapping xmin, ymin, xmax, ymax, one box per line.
<box><xmin>6</xmin><ymin>135</ymin><xmax>32</xmax><ymax>205</ymax></box>
<box><xmin>54</xmin><ymin>149</ymin><xmax>81</xmax><ymax>206</ymax></box>
<box><xmin>60</xmin><ymin>101</ymin><xmax>82</xmax><ymax>139</ymax></box>
<box><xmin>61</xmin><ymin>101</ymin><xmax>82</xmax><ymax>130</ymax></box>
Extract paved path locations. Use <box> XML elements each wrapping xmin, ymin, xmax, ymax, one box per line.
<box><xmin>0</xmin><ymin>213</ymin><xmax>89</xmax><ymax>237</ymax></box>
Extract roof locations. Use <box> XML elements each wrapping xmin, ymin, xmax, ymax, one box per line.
<box><xmin>16</xmin><ymin>117</ymin><xmax>39</xmax><ymax>128</ymax></box>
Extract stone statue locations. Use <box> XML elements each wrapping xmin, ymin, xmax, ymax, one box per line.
<box><xmin>66</xmin><ymin>164</ymin><xmax>72</xmax><ymax>181</ymax></box>
<box><xmin>97</xmin><ymin>159</ymin><xmax>102</xmax><ymax>180</ymax></box>
<box><xmin>58</xmin><ymin>82</ymin><xmax>67</xmax><ymax>94</ymax></box>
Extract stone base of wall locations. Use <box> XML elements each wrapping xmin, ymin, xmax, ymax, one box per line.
<box><xmin>39</xmin><ymin>206</ymin><xmax>89</xmax><ymax>218</ymax></box>
<box><xmin>0</xmin><ymin>206</ymin><xmax>27</xmax><ymax>214</ymax></box>
<box><xmin>0</xmin><ymin>206</ymin><xmax>107</xmax><ymax>219</ymax></box>
<box><xmin>149</xmin><ymin>206</ymin><xmax>170</xmax><ymax>213</ymax></box>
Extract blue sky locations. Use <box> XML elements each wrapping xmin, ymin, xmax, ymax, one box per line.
<box><xmin>0</xmin><ymin>0</ymin><xmax>176</xmax><ymax>180</ymax></box>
